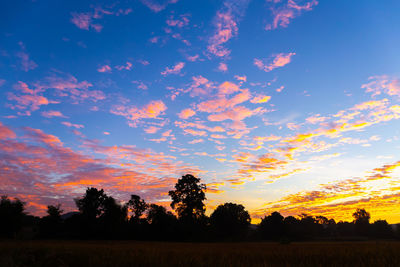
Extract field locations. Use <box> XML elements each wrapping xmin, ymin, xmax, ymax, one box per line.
<box><xmin>0</xmin><ymin>240</ymin><xmax>399</xmax><ymax>267</ymax></box>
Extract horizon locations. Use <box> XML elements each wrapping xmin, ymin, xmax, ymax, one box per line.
<box><xmin>1</xmin><ymin>0</ymin><xmax>400</xmax><ymax>224</ymax></box>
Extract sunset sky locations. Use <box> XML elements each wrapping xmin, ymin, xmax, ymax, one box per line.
<box><xmin>1</xmin><ymin>0</ymin><xmax>400</xmax><ymax>223</ymax></box>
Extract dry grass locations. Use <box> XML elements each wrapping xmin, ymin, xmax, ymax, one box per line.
<box><xmin>0</xmin><ymin>240</ymin><xmax>399</xmax><ymax>266</ymax></box>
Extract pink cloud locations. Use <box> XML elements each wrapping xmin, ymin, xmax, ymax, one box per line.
<box><xmin>62</xmin><ymin>121</ymin><xmax>84</xmax><ymax>129</ymax></box>
<box><xmin>207</xmin><ymin>0</ymin><xmax>250</xmax><ymax>57</ymax></box>
<box><xmin>218</xmin><ymin>62</ymin><xmax>228</xmax><ymax>72</ymax></box>
<box><xmin>218</xmin><ymin>81</ymin><xmax>240</xmax><ymax>95</ymax></box>
<box><xmin>110</xmin><ymin>100</ymin><xmax>167</xmax><ymax>127</ymax></box>
<box><xmin>208</xmin><ymin>106</ymin><xmax>265</xmax><ymax>122</ymax></box>
<box><xmin>166</xmin><ymin>14</ymin><xmax>190</xmax><ymax>28</ymax></box>
<box><xmin>254</xmin><ymin>52</ymin><xmax>295</xmax><ymax>72</ymax></box>
<box><xmin>178</xmin><ymin>108</ymin><xmax>196</xmax><ymax>119</ymax></box>
<box><xmin>265</xmin><ymin>0</ymin><xmax>318</xmax><ymax>30</ymax></box>
<box><xmin>140</xmin><ymin>0</ymin><xmax>179</xmax><ymax>12</ymax></box>
<box><xmin>16</xmin><ymin>42</ymin><xmax>37</xmax><ymax>72</ymax></box>
<box><xmin>161</xmin><ymin>62</ymin><xmax>185</xmax><ymax>76</ymax></box>
<box><xmin>97</xmin><ymin>65</ymin><xmax>112</xmax><ymax>73</ymax></box>
<box><xmin>41</xmin><ymin>110</ymin><xmax>66</xmax><ymax>118</ymax></box>
<box><xmin>187</xmin><ymin>54</ymin><xmax>200</xmax><ymax>62</ymax></box>
<box><xmin>115</xmin><ymin>62</ymin><xmax>133</xmax><ymax>71</ymax></box>
<box><xmin>362</xmin><ymin>75</ymin><xmax>400</xmax><ymax>97</ymax></box>
<box><xmin>144</xmin><ymin>126</ymin><xmax>161</xmax><ymax>134</ymax></box>
<box><xmin>0</xmin><ymin>124</ymin><xmax>203</xmax><ymax>216</ymax></box>
<box><xmin>0</xmin><ymin>122</ymin><xmax>16</xmax><ymax>140</ymax></box>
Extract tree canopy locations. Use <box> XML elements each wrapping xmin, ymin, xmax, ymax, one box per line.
<box><xmin>168</xmin><ymin>174</ymin><xmax>206</xmax><ymax>222</ymax></box>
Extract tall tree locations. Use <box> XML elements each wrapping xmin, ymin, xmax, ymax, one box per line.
<box><xmin>127</xmin><ymin>195</ymin><xmax>147</xmax><ymax>221</ymax></box>
<box><xmin>168</xmin><ymin>174</ymin><xmax>206</xmax><ymax>222</ymax></box>
<box><xmin>0</xmin><ymin>196</ymin><xmax>25</xmax><ymax>238</ymax></box>
<box><xmin>353</xmin><ymin>208</ymin><xmax>370</xmax><ymax>236</ymax></box>
<box><xmin>210</xmin><ymin>202</ymin><xmax>251</xmax><ymax>238</ymax></box>
<box><xmin>74</xmin><ymin>187</ymin><xmax>108</xmax><ymax>221</ymax></box>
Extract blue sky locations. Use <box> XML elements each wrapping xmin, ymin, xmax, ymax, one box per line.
<box><xmin>1</xmin><ymin>0</ymin><xmax>400</xmax><ymax>222</ymax></box>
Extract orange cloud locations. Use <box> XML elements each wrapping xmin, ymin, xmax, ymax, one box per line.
<box><xmin>178</xmin><ymin>108</ymin><xmax>196</xmax><ymax>119</ymax></box>
<box><xmin>251</xmin><ymin>94</ymin><xmax>271</xmax><ymax>104</ymax></box>
<box><xmin>110</xmin><ymin>100</ymin><xmax>167</xmax><ymax>127</ymax></box>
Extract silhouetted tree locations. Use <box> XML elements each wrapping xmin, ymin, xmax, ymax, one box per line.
<box><xmin>258</xmin><ymin>212</ymin><xmax>284</xmax><ymax>240</ymax></box>
<box><xmin>146</xmin><ymin>204</ymin><xmax>177</xmax><ymax>240</ymax></box>
<box><xmin>210</xmin><ymin>203</ymin><xmax>251</xmax><ymax>239</ymax></box>
<box><xmin>39</xmin><ymin>204</ymin><xmax>63</xmax><ymax>238</ymax></box>
<box><xmin>353</xmin><ymin>208</ymin><xmax>370</xmax><ymax>236</ymax></box>
<box><xmin>75</xmin><ymin>188</ymin><xmax>108</xmax><ymax>221</ymax></box>
<box><xmin>0</xmin><ymin>196</ymin><xmax>25</xmax><ymax>238</ymax></box>
<box><xmin>168</xmin><ymin>174</ymin><xmax>206</xmax><ymax>222</ymax></box>
<box><xmin>127</xmin><ymin>195</ymin><xmax>147</xmax><ymax>222</ymax></box>
<box><xmin>99</xmin><ymin>196</ymin><xmax>127</xmax><ymax>238</ymax></box>
<box><xmin>47</xmin><ymin>204</ymin><xmax>63</xmax><ymax>220</ymax></box>
<box><xmin>283</xmin><ymin>216</ymin><xmax>300</xmax><ymax>239</ymax></box>
<box><xmin>371</xmin><ymin>220</ymin><xmax>393</xmax><ymax>239</ymax></box>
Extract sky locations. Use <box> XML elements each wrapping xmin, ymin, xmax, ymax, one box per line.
<box><xmin>1</xmin><ymin>0</ymin><xmax>400</xmax><ymax>223</ymax></box>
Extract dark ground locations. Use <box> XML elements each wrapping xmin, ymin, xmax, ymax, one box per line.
<box><xmin>1</xmin><ymin>240</ymin><xmax>399</xmax><ymax>267</ymax></box>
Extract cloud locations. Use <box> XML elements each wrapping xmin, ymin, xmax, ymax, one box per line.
<box><xmin>161</xmin><ymin>62</ymin><xmax>185</xmax><ymax>76</ymax></box>
<box><xmin>115</xmin><ymin>62</ymin><xmax>133</xmax><ymax>71</ymax></box>
<box><xmin>16</xmin><ymin>42</ymin><xmax>37</xmax><ymax>72</ymax></box>
<box><xmin>38</xmin><ymin>74</ymin><xmax>106</xmax><ymax>103</ymax></box>
<box><xmin>71</xmin><ymin>12</ymin><xmax>103</xmax><ymax>32</ymax></box>
<box><xmin>207</xmin><ymin>0</ymin><xmax>250</xmax><ymax>57</ymax></box>
<box><xmin>362</xmin><ymin>75</ymin><xmax>400</xmax><ymax>97</ymax></box>
<box><xmin>251</xmin><ymin>95</ymin><xmax>271</xmax><ymax>104</ymax></box>
<box><xmin>70</xmin><ymin>6</ymin><xmax>132</xmax><ymax>32</ymax></box>
<box><xmin>97</xmin><ymin>65</ymin><xmax>112</xmax><ymax>73</ymax></box>
<box><xmin>218</xmin><ymin>62</ymin><xmax>228</xmax><ymax>72</ymax></box>
<box><xmin>0</xmin><ymin>123</ymin><xmax>203</xmax><ymax>215</ymax></box>
<box><xmin>41</xmin><ymin>110</ymin><xmax>66</xmax><ymax>118</ymax></box>
<box><xmin>7</xmin><ymin>81</ymin><xmax>57</xmax><ymax>115</ymax></box>
<box><xmin>178</xmin><ymin>108</ymin><xmax>196</xmax><ymax>119</ymax></box>
<box><xmin>61</xmin><ymin>121</ymin><xmax>84</xmax><ymax>129</ymax></box>
<box><xmin>254</xmin><ymin>52</ymin><xmax>295</xmax><ymax>72</ymax></box>
<box><xmin>208</xmin><ymin>106</ymin><xmax>265</xmax><ymax>122</ymax></box>
<box><xmin>144</xmin><ymin>126</ymin><xmax>161</xmax><ymax>134</ymax></box>
<box><xmin>110</xmin><ymin>100</ymin><xmax>167</xmax><ymax>127</ymax></box>
<box><xmin>140</xmin><ymin>0</ymin><xmax>179</xmax><ymax>12</ymax></box>
<box><xmin>166</xmin><ymin>14</ymin><xmax>190</xmax><ymax>27</ymax></box>
<box><xmin>256</xmin><ymin>159</ymin><xmax>400</xmax><ymax>222</ymax></box>
<box><xmin>0</xmin><ymin>122</ymin><xmax>16</xmax><ymax>140</ymax></box>
<box><xmin>265</xmin><ymin>0</ymin><xmax>318</xmax><ymax>30</ymax></box>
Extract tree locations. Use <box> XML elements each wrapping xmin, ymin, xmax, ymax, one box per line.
<box><xmin>127</xmin><ymin>195</ymin><xmax>147</xmax><ymax>221</ymax></box>
<box><xmin>258</xmin><ymin>211</ymin><xmax>284</xmax><ymax>240</ymax></box>
<box><xmin>210</xmin><ymin>202</ymin><xmax>251</xmax><ymax>238</ymax></box>
<box><xmin>352</xmin><ymin>208</ymin><xmax>370</xmax><ymax>236</ymax></box>
<box><xmin>0</xmin><ymin>196</ymin><xmax>25</xmax><ymax>238</ymax></box>
<box><xmin>75</xmin><ymin>187</ymin><xmax>108</xmax><ymax>221</ymax></box>
<box><xmin>352</xmin><ymin>208</ymin><xmax>370</xmax><ymax>223</ymax></box>
<box><xmin>40</xmin><ymin>204</ymin><xmax>63</xmax><ymax>238</ymax></box>
<box><xmin>371</xmin><ymin>220</ymin><xmax>393</xmax><ymax>238</ymax></box>
<box><xmin>168</xmin><ymin>174</ymin><xmax>206</xmax><ymax>222</ymax></box>
<box><xmin>146</xmin><ymin>204</ymin><xmax>177</xmax><ymax>240</ymax></box>
<box><xmin>47</xmin><ymin>204</ymin><xmax>63</xmax><ymax>220</ymax></box>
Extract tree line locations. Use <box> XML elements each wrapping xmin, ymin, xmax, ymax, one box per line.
<box><xmin>0</xmin><ymin>174</ymin><xmax>398</xmax><ymax>241</ymax></box>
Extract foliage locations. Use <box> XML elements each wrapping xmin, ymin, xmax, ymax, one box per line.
<box><xmin>210</xmin><ymin>202</ymin><xmax>250</xmax><ymax>239</ymax></box>
<box><xmin>168</xmin><ymin>174</ymin><xmax>206</xmax><ymax>222</ymax></box>
<box><xmin>0</xmin><ymin>196</ymin><xmax>25</xmax><ymax>238</ymax></box>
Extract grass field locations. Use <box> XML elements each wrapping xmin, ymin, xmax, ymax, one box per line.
<box><xmin>0</xmin><ymin>240</ymin><xmax>399</xmax><ymax>266</ymax></box>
